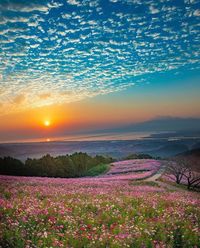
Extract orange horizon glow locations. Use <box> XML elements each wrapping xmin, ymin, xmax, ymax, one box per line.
<box><xmin>0</xmin><ymin>96</ymin><xmax>200</xmax><ymax>132</ymax></box>
<box><xmin>0</xmin><ymin>84</ymin><xmax>200</xmax><ymax>144</ymax></box>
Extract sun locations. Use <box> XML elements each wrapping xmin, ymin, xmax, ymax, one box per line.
<box><xmin>44</xmin><ymin>120</ymin><xmax>50</xmax><ymax>127</ymax></box>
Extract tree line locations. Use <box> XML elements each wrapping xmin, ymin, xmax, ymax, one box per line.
<box><xmin>124</xmin><ymin>153</ymin><xmax>154</xmax><ymax>160</ymax></box>
<box><xmin>0</xmin><ymin>152</ymin><xmax>114</xmax><ymax>178</ymax></box>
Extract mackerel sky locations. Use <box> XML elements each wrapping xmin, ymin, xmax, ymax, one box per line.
<box><xmin>0</xmin><ymin>0</ymin><xmax>200</xmax><ymax>115</ymax></box>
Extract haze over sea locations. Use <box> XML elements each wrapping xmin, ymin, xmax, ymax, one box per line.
<box><xmin>1</xmin><ymin>129</ymin><xmax>200</xmax><ymax>162</ymax></box>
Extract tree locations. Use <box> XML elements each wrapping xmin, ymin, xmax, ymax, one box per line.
<box><xmin>181</xmin><ymin>156</ymin><xmax>200</xmax><ymax>190</ymax></box>
<box><xmin>183</xmin><ymin>168</ymin><xmax>200</xmax><ymax>190</ymax></box>
<box><xmin>1</xmin><ymin>153</ymin><xmax>114</xmax><ymax>178</ymax></box>
<box><xmin>124</xmin><ymin>153</ymin><xmax>153</xmax><ymax>160</ymax></box>
<box><xmin>166</xmin><ymin>156</ymin><xmax>200</xmax><ymax>191</ymax></box>
<box><xmin>165</xmin><ymin>159</ymin><xmax>187</xmax><ymax>184</ymax></box>
<box><xmin>0</xmin><ymin>156</ymin><xmax>25</xmax><ymax>176</ymax></box>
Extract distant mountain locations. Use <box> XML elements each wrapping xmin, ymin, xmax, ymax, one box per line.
<box><xmin>111</xmin><ymin>117</ymin><xmax>200</xmax><ymax>133</ymax></box>
<box><xmin>127</xmin><ymin>117</ymin><xmax>200</xmax><ymax>132</ymax></box>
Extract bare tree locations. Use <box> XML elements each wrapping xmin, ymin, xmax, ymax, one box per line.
<box><xmin>182</xmin><ymin>156</ymin><xmax>200</xmax><ymax>190</ymax></box>
<box><xmin>166</xmin><ymin>156</ymin><xmax>200</xmax><ymax>190</ymax></box>
<box><xmin>165</xmin><ymin>159</ymin><xmax>187</xmax><ymax>184</ymax></box>
<box><xmin>183</xmin><ymin>169</ymin><xmax>200</xmax><ymax>190</ymax></box>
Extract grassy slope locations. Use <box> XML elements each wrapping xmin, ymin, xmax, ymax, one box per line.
<box><xmin>84</xmin><ymin>164</ymin><xmax>110</xmax><ymax>176</ymax></box>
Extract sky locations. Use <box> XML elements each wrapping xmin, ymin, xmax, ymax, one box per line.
<box><xmin>0</xmin><ymin>0</ymin><xmax>200</xmax><ymax>142</ymax></box>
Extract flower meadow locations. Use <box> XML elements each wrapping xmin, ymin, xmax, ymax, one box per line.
<box><xmin>106</xmin><ymin>160</ymin><xmax>160</xmax><ymax>176</ymax></box>
<box><xmin>0</xmin><ymin>159</ymin><xmax>200</xmax><ymax>248</ymax></box>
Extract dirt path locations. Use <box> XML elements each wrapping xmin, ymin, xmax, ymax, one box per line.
<box><xmin>144</xmin><ymin>161</ymin><xmax>185</xmax><ymax>191</ymax></box>
<box><xmin>145</xmin><ymin>166</ymin><xmax>165</xmax><ymax>182</ymax></box>
<box><xmin>144</xmin><ymin>160</ymin><xmax>167</xmax><ymax>182</ymax></box>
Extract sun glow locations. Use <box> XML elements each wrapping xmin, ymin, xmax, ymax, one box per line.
<box><xmin>44</xmin><ymin>120</ymin><xmax>50</xmax><ymax>127</ymax></box>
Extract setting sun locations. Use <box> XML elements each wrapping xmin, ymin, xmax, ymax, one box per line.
<box><xmin>44</xmin><ymin>120</ymin><xmax>50</xmax><ymax>127</ymax></box>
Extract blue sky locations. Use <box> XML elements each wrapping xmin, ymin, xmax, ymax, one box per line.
<box><xmin>0</xmin><ymin>0</ymin><xmax>200</xmax><ymax>115</ymax></box>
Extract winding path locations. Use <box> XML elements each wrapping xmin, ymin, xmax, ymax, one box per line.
<box><xmin>144</xmin><ymin>161</ymin><xmax>185</xmax><ymax>191</ymax></box>
<box><xmin>145</xmin><ymin>164</ymin><xmax>166</xmax><ymax>182</ymax></box>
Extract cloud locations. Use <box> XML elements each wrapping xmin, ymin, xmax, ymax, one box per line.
<box><xmin>0</xmin><ymin>1</ymin><xmax>62</xmax><ymax>13</ymax></box>
<box><xmin>67</xmin><ymin>0</ymin><xmax>82</xmax><ymax>7</ymax></box>
<box><xmin>39</xmin><ymin>93</ymin><xmax>51</xmax><ymax>99</ymax></box>
<box><xmin>149</xmin><ymin>5</ymin><xmax>160</xmax><ymax>14</ymax></box>
<box><xmin>60</xmin><ymin>90</ymin><xmax>75</xmax><ymax>96</ymax></box>
<box><xmin>13</xmin><ymin>94</ymin><xmax>26</xmax><ymax>105</ymax></box>
<box><xmin>193</xmin><ymin>9</ymin><xmax>200</xmax><ymax>16</ymax></box>
<box><xmin>0</xmin><ymin>3</ymin><xmax>49</xmax><ymax>13</ymax></box>
<box><xmin>0</xmin><ymin>88</ymin><xmax>5</xmax><ymax>96</ymax></box>
<box><xmin>0</xmin><ymin>16</ymin><xmax>30</xmax><ymax>24</ymax></box>
<box><xmin>62</xmin><ymin>13</ymin><xmax>72</xmax><ymax>19</ymax></box>
<box><xmin>47</xmin><ymin>2</ymin><xmax>63</xmax><ymax>9</ymax></box>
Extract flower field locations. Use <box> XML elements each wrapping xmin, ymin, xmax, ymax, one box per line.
<box><xmin>0</xmin><ymin>159</ymin><xmax>200</xmax><ymax>248</ymax></box>
<box><xmin>108</xmin><ymin>160</ymin><xmax>160</xmax><ymax>174</ymax></box>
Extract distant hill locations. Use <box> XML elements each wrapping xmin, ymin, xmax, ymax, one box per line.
<box><xmin>177</xmin><ymin>148</ymin><xmax>200</xmax><ymax>157</ymax></box>
<box><xmin>106</xmin><ymin>117</ymin><xmax>200</xmax><ymax>133</ymax></box>
<box><xmin>127</xmin><ymin>117</ymin><xmax>200</xmax><ymax>132</ymax></box>
<box><xmin>148</xmin><ymin>143</ymin><xmax>189</xmax><ymax>158</ymax></box>
<box><xmin>191</xmin><ymin>142</ymin><xmax>200</xmax><ymax>150</ymax></box>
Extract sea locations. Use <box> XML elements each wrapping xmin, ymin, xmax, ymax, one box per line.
<box><xmin>0</xmin><ymin>131</ymin><xmax>200</xmax><ymax>161</ymax></box>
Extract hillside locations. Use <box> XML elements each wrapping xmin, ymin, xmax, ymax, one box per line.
<box><xmin>178</xmin><ymin>148</ymin><xmax>200</xmax><ymax>157</ymax></box>
<box><xmin>175</xmin><ymin>148</ymin><xmax>200</xmax><ymax>172</ymax></box>
<box><xmin>148</xmin><ymin>143</ymin><xmax>189</xmax><ymax>158</ymax></box>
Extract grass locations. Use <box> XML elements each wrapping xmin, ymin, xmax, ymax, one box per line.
<box><xmin>131</xmin><ymin>181</ymin><xmax>160</xmax><ymax>187</ymax></box>
<box><xmin>158</xmin><ymin>178</ymin><xmax>191</xmax><ymax>191</ymax></box>
<box><xmin>84</xmin><ymin>164</ymin><xmax>110</xmax><ymax>176</ymax></box>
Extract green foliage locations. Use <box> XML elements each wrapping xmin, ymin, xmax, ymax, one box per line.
<box><xmin>131</xmin><ymin>181</ymin><xmax>160</xmax><ymax>187</ymax></box>
<box><xmin>84</xmin><ymin>164</ymin><xmax>110</xmax><ymax>176</ymax></box>
<box><xmin>0</xmin><ymin>153</ymin><xmax>114</xmax><ymax>178</ymax></box>
<box><xmin>0</xmin><ymin>157</ymin><xmax>25</xmax><ymax>176</ymax></box>
<box><xmin>2</xmin><ymin>191</ymin><xmax>12</xmax><ymax>200</ymax></box>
